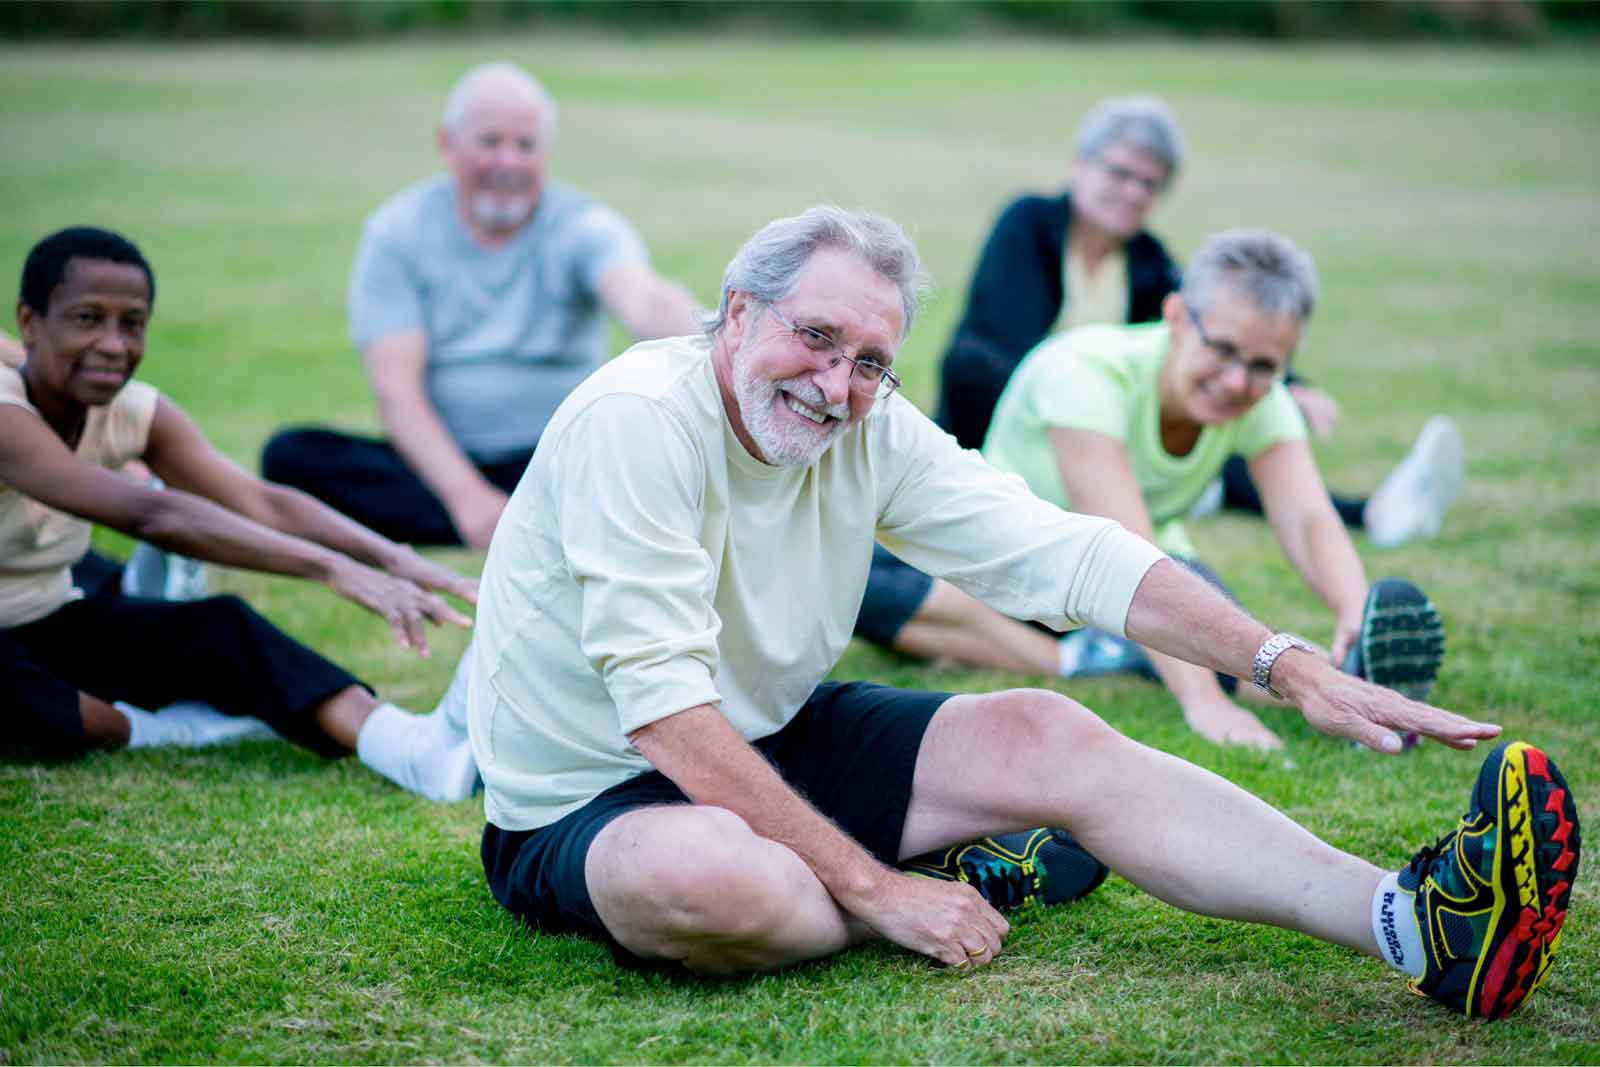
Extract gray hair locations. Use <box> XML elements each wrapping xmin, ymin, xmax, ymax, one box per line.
<box><xmin>441</xmin><ymin>61</ymin><xmax>559</xmax><ymax>147</ymax></box>
<box><xmin>701</xmin><ymin>205</ymin><xmax>927</xmax><ymax>340</ymax></box>
<box><xmin>1074</xmin><ymin>95</ymin><xmax>1184</xmax><ymax>183</ymax></box>
<box><xmin>1181</xmin><ymin>229</ymin><xmax>1320</xmax><ymax>323</ymax></box>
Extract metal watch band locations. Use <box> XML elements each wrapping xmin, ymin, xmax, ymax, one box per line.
<box><xmin>1252</xmin><ymin>632</ymin><xmax>1315</xmax><ymax>698</ymax></box>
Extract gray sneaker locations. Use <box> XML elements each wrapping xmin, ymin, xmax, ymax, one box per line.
<box><xmin>1058</xmin><ymin>628</ymin><xmax>1156</xmax><ymax>680</ymax></box>
<box><xmin>122</xmin><ymin>541</ymin><xmax>208</xmax><ymax>601</ymax></box>
<box><xmin>1342</xmin><ymin>578</ymin><xmax>1444</xmax><ymax>752</ymax></box>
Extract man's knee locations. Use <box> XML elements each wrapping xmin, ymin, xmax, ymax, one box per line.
<box><xmin>589</xmin><ymin>806</ymin><xmax>805</xmax><ymax>947</ymax></box>
<box><xmin>260</xmin><ymin>426</ymin><xmax>326</xmax><ymax>484</ymax></box>
<box><xmin>970</xmin><ymin>687</ymin><xmax>1122</xmax><ymax>754</ymax></box>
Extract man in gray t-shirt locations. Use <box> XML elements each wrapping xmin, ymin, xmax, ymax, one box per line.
<box><xmin>262</xmin><ymin>61</ymin><xmax>699</xmax><ymax>547</ymax></box>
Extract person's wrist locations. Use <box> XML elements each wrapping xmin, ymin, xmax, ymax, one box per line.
<box><xmin>1252</xmin><ymin>632</ymin><xmax>1318</xmax><ymax>699</ymax></box>
<box><xmin>314</xmin><ymin>549</ymin><xmax>353</xmax><ymax>588</ymax></box>
<box><xmin>1267</xmin><ymin>644</ymin><xmax>1322</xmax><ymax>703</ymax></box>
<box><xmin>831</xmin><ymin>861</ymin><xmax>892</xmax><ymax>913</ymax></box>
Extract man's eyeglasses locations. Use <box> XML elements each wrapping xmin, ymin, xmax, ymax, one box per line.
<box><xmin>765</xmin><ymin>304</ymin><xmax>902</xmax><ymax>402</ymax></box>
<box><xmin>1184</xmin><ymin>304</ymin><xmax>1285</xmax><ymax>389</ymax></box>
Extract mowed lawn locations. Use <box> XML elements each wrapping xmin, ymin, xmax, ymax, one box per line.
<box><xmin>2</xmin><ymin>34</ymin><xmax>1598</xmax><ymax>1064</ymax></box>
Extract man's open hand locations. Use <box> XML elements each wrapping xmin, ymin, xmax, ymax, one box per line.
<box><xmin>1274</xmin><ymin>648</ymin><xmax>1500</xmax><ymax>753</ymax></box>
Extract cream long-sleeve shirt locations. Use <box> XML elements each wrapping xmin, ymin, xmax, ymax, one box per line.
<box><xmin>470</xmin><ymin>335</ymin><xmax>1165</xmax><ymax>830</ymax></box>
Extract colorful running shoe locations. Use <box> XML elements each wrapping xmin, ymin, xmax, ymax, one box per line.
<box><xmin>1343</xmin><ymin>577</ymin><xmax>1445</xmax><ymax>704</ymax></box>
<box><xmin>1401</xmin><ymin>741</ymin><xmax>1580</xmax><ymax>1019</ymax></box>
<box><xmin>901</xmin><ymin>828</ymin><xmax>1108</xmax><ymax>911</ymax></box>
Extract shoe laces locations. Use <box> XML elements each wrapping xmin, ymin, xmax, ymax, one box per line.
<box><xmin>1404</xmin><ymin>826</ymin><xmax>1462</xmax><ymax>884</ymax></box>
<box><xmin>964</xmin><ymin>857</ymin><xmax>1036</xmax><ymax>910</ymax></box>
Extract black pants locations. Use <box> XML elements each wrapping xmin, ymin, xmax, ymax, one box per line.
<box><xmin>934</xmin><ymin>335</ymin><xmax>1021</xmax><ymax>452</ymax></box>
<box><xmin>1219</xmin><ymin>454</ymin><xmax>1367</xmax><ymax>528</ymax></box>
<box><xmin>2</xmin><ymin>564</ymin><xmax>360</xmax><ymax>758</ymax></box>
<box><xmin>261</xmin><ymin>427</ymin><xmax>534</xmax><ymax>546</ymax></box>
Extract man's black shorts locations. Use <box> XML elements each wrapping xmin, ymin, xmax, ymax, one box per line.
<box><xmin>481</xmin><ymin>680</ymin><xmax>951</xmax><ymax>965</ymax></box>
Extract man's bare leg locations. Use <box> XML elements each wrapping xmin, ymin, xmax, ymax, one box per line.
<box><xmin>892</xmin><ymin>580</ymin><xmax>1061</xmax><ymax>676</ymax></box>
<box><xmin>900</xmin><ymin>689</ymin><xmax>1382</xmax><ymax>956</ymax></box>
<box><xmin>587</xmin><ymin>805</ymin><xmax>869</xmax><ymax>974</ymax></box>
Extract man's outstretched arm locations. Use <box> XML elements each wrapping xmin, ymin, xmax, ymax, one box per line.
<box><xmin>362</xmin><ymin>331</ymin><xmax>508</xmax><ymax>549</ymax></box>
<box><xmin>1122</xmin><ymin>558</ymin><xmax>1499</xmax><ymax>753</ymax></box>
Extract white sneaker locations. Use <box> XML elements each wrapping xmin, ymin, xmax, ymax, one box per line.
<box><xmin>120</xmin><ymin>478</ymin><xmax>208</xmax><ymax>601</ymax></box>
<box><xmin>1187</xmin><ymin>477</ymin><xmax>1225</xmax><ymax>519</ymax></box>
<box><xmin>1364</xmin><ymin>416</ymin><xmax>1465</xmax><ymax>549</ymax></box>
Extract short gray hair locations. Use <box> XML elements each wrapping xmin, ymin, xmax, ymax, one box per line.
<box><xmin>441</xmin><ymin>61</ymin><xmax>558</xmax><ymax>147</ymax></box>
<box><xmin>1074</xmin><ymin>95</ymin><xmax>1184</xmax><ymax>183</ymax></box>
<box><xmin>701</xmin><ymin>206</ymin><xmax>927</xmax><ymax>340</ymax></box>
<box><xmin>1181</xmin><ymin>229</ymin><xmax>1320</xmax><ymax>324</ymax></box>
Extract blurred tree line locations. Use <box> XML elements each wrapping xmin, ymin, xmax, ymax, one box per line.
<box><xmin>3</xmin><ymin>0</ymin><xmax>1596</xmax><ymax>42</ymax></box>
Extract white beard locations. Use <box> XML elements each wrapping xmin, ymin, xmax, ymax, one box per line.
<box><xmin>470</xmin><ymin>192</ymin><xmax>533</xmax><ymax>232</ymax></box>
<box><xmin>733</xmin><ymin>341</ymin><xmax>850</xmax><ymax>468</ymax></box>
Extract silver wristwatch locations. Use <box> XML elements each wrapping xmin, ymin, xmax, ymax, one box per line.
<box><xmin>1252</xmin><ymin>632</ymin><xmax>1316</xmax><ymax>698</ymax></box>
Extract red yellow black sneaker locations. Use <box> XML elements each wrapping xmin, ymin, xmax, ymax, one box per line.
<box><xmin>901</xmin><ymin>828</ymin><xmax>1107</xmax><ymax>911</ymax></box>
<box><xmin>1400</xmin><ymin>741</ymin><xmax>1580</xmax><ymax>1019</ymax></box>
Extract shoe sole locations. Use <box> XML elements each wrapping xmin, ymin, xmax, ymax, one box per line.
<box><xmin>1358</xmin><ymin>578</ymin><xmax>1444</xmax><ymax>702</ymax></box>
<box><xmin>1471</xmin><ymin>741</ymin><xmax>1581</xmax><ymax>1019</ymax></box>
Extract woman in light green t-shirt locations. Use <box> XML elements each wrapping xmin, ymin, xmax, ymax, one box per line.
<box><xmin>1003</xmin><ymin>231</ymin><xmax>1449</xmax><ymax>750</ymax></box>
<box><xmin>863</xmin><ymin>231</ymin><xmax>1446</xmax><ymax>753</ymax></box>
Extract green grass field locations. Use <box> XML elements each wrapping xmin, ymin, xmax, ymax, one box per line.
<box><xmin>2</xmin><ymin>34</ymin><xmax>1598</xmax><ymax>1064</ymax></box>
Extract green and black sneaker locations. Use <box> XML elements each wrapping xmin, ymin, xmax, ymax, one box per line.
<box><xmin>901</xmin><ymin>828</ymin><xmax>1108</xmax><ymax>912</ymax></box>
<box><xmin>1400</xmin><ymin>741</ymin><xmax>1580</xmax><ymax>1019</ymax></box>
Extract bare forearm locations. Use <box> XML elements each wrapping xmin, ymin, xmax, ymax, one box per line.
<box><xmin>128</xmin><ymin>488</ymin><xmax>345</xmax><ymax>583</ymax></box>
<box><xmin>623</xmin><ymin>280</ymin><xmax>701</xmax><ymax>339</ymax></box>
<box><xmin>630</xmin><ymin>705</ymin><xmax>886</xmax><ymax>906</ymax></box>
<box><xmin>1295</xmin><ymin>511</ymin><xmax>1368</xmax><ymax>622</ymax></box>
<box><xmin>1147</xmin><ymin>645</ymin><xmax>1234</xmax><ymax>704</ymax></box>
<box><xmin>381</xmin><ymin>394</ymin><xmax>496</xmax><ymax>513</ymax></box>
<box><xmin>1123</xmin><ymin>558</ymin><xmax>1270</xmax><ymax>682</ymax></box>
<box><xmin>257</xmin><ymin>483</ymin><xmax>405</xmax><ymax>571</ymax></box>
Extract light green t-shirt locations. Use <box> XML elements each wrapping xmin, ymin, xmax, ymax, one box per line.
<box><xmin>982</xmin><ymin>322</ymin><xmax>1306</xmax><ymax>558</ymax></box>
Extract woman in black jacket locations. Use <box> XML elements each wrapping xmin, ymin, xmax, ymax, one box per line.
<box><xmin>935</xmin><ymin>96</ymin><xmax>1183</xmax><ymax>451</ymax></box>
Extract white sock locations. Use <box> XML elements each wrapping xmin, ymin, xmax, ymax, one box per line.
<box><xmin>356</xmin><ymin>702</ymin><xmax>478</xmax><ymax>803</ymax></box>
<box><xmin>158</xmin><ymin>701</ymin><xmax>275</xmax><ymax>746</ymax></box>
<box><xmin>1370</xmin><ymin>870</ymin><xmax>1425</xmax><ymax>978</ymax></box>
<box><xmin>114</xmin><ymin>701</ymin><xmax>194</xmax><ymax>748</ymax></box>
<box><xmin>433</xmin><ymin>642</ymin><xmax>474</xmax><ymax>735</ymax></box>
<box><xmin>114</xmin><ymin>701</ymin><xmax>274</xmax><ymax>748</ymax></box>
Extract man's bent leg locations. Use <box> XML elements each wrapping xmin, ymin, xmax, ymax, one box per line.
<box><xmin>587</xmin><ymin>805</ymin><xmax>865</xmax><ymax>975</ymax></box>
<box><xmin>900</xmin><ymin>689</ymin><xmax>1382</xmax><ymax>956</ymax></box>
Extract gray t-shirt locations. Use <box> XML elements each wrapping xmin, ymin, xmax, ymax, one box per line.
<box><xmin>348</xmin><ymin>176</ymin><xmax>649</xmax><ymax>460</ymax></box>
